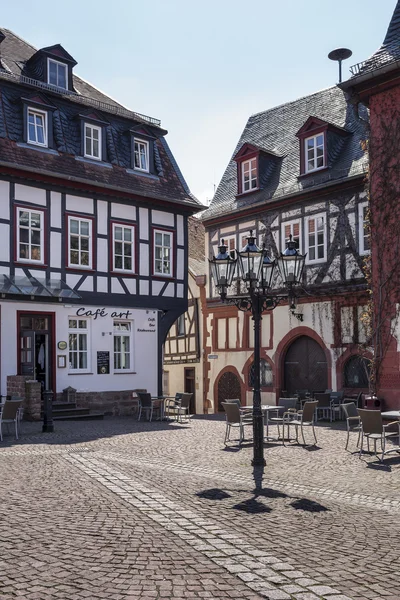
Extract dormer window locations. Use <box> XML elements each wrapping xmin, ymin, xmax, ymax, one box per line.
<box><xmin>47</xmin><ymin>58</ymin><xmax>67</xmax><ymax>89</ymax></box>
<box><xmin>305</xmin><ymin>133</ymin><xmax>325</xmax><ymax>173</ymax></box>
<box><xmin>27</xmin><ymin>108</ymin><xmax>47</xmax><ymax>147</ymax></box>
<box><xmin>242</xmin><ymin>158</ymin><xmax>258</xmax><ymax>192</ymax></box>
<box><xmin>134</xmin><ymin>139</ymin><xmax>149</xmax><ymax>172</ymax></box>
<box><xmin>84</xmin><ymin>123</ymin><xmax>102</xmax><ymax>160</ymax></box>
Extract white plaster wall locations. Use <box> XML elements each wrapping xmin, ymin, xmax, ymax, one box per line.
<box><xmin>15</xmin><ymin>184</ymin><xmax>46</xmax><ymax>206</ymax></box>
<box><xmin>176</xmin><ymin>215</ymin><xmax>184</xmax><ymax>246</ymax></box>
<box><xmin>50</xmin><ymin>231</ymin><xmax>61</xmax><ymax>268</ymax></box>
<box><xmin>152</xmin><ymin>210</ymin><xmax>174</xmax><ymax>227</ymax></box>
<box><xmin>97</xmin><ymin>200</ymin><xmax>108</xmax><ymax>235</ymax></box>
<box><xmin>66</xmin><ymin>195</ymin><xmax>93</xmax><ymax>214</ymax></box>
<box><xmin>50</xmin><ymin>192</ymin><xmax>62</xmax><ymax>228</ymax></box>
<box><xmin>111</xmin><ymin>203</ymin><xmax>136</xmax><ymax>221</ymax></box>
<box><xmin>0</xmin><ymin>302</ymin><xmax>159</xmax><ymax>395</ymax></box>
<box><xmin>0</xmin><ymin>224</ymin><xmax>10</xmax><ymax>262</ymax></box>
<box><xmin>0</xmin><ymin>181</ymin><xmax>10</xmax><ymax>219</ymax></box>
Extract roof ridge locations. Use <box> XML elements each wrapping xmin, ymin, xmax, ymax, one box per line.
<box><xmin>249</xmin><ymin>85</ymin><xmax>340</xmax><ymax>119</ymax></box>
<box><xmin>1</xmin><ymin>27</ymin><xmax>37</xmax><ymax>53</ymax></box>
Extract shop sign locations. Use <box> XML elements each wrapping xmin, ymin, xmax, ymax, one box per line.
<box><xmin>76</xmin><ymin>308</ymin><xmax>132</xmax><ymax>320</ymax></box>
<box><xmin>97</xmin><ymin>351</ymin><xmax>110</xmax><ymax>374</ymax></box>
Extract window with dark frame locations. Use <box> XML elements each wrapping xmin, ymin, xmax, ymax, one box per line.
<box><xmin>68</xmin><ymin>217</ymin><xmax>92</xmax><ymax>268</ymax></box>
<box><xmin>134</xmin><ymin>139</ymin><xmax>149</xmax><ymax>172</ymax></box>
<box><xmin>16</xmin><ymin>207</ymin><xmax>44</xmax><ymax>263</ymax></box>
<box><xmin>249</xmin><ymin>359</ymin><xmax>273</xmax><ymax>387</ymax></box>
<box><xmin>68</xmin><ymin>318</ymin><xmax>89</xmax><ymax>370</ymax></box>
<box><xmin>84</xmin><ymin>123</ymin><xmax>102</xmax><ymax>160</ymax></box>
<box><xmin>113</xmin><ymin>224</ymin><xmax>134</xmax><ymax>272</ymax></box>
<box><xmin>48</xmin><ymin>58</ymin><xmax>67</xmax><ymax>89</ymax></box>
<box><xmin>154</xmin><ymin>229</ymin><xmax>172</xmax><ymax>276</ymax></box>
<box><xmin>113</xmin><ymin>321</ymin><xmax>132</xmax><ymax>371</ymax></box>
<box><xmin>304</xmin><ymin>133</ymin><xmax>325</xmax><ymax>173</ymax></box>
<box><xmin>241</xmin><ymin>158</ymin><xmax>257</xmax><ymax>192</ymax></box>
<box><xmin>176</xmin><ymin>314</ymin><xmax>185</xmax><ymax>337</ymax></box>
<box><xmin>343</xmin><ymin>355</ymin><xmax>370</xmax><ymax>388</ymax></box>
<box><xmin>27</xmin><ymin>108</ymin><xmax>47</xmax><ymax>147</ymax></box>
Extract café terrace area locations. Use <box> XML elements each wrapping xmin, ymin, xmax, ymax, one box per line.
<box><xmin>0</xmin><ymin>412</ymin><xmax>399</xmax><ymax>600</ymax></box>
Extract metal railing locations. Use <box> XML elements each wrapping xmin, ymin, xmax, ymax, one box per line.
<box><xmin>0</xmin><ymin>69</ymin><xmax>161</xmax><ymax>126</ymax></box>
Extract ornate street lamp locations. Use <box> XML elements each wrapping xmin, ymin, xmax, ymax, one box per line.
<box><xmin>209</xmin><ymin>230</ymin><xmax>306</xmax><ymax>466</ymax></box>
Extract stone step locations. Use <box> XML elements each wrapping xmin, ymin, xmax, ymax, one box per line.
<box><xmin>52</xmin><ymin>402</ymin><xmax>78</xmax><ymax>410</ymax></box>
<box><xmin>53</xmin><ymin>411</ymin><xmax>105</xmax><ymax>421</ymax></box>
<box><xmin>42</xmin><ymin>407</ymin><xmax>91</xmax><ymax>418</ymax></box>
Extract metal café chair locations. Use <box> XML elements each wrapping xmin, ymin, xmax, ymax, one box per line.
<box><xmin>0</xmin><ymin>400</ymin><xmax>22</xmax><ymax>441</ymax></box>
<box><xmin>221</xmin><ymin>401</ymin><xmax>253</xmax><ymax>445</ymax></box>
<box><xmin>358</xmin><ymin>409</ymin><xmax>400</xmax><ymax>462</ymax></box>
<box><xmin>283</xmin><ymin>400</ymin><xmax>319</xmax><ymax>446</ymax></box>
<box><xmin>342</xmin><ymin>402</ymin><xmax>361</xmax><ymax>450</ymax></box>
<box><xmin>137</xmin><ymin>392</ymin><xmax>161</xmax><ymax>422</ymax></box>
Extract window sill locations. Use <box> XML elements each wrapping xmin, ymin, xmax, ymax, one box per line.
<box><xmin>66</xmin><ymin>266</ymin><xmax>95</xmax><ymax>272</ymax></box>
<box><xmin>68</xmin><ymin>371</ymin><xmax>93</xmax><ymax>375</ymax></box>
<box><xmin>298</xmin><ymin>166</ymin><xmax>329</xmax><ymax>179</ymax></box>
<box><xmin>75</xmin><ymin>156</ymin><xmax>113</xmax><ymax>169</ymax></box>
<box><xmin>152</xmin><ymin>274</ymin><xmax>174</xmax><ymax>280</ymax></box>
<box><xmin>112</xmin><ymin>270</ymin><xmax>137</xmax><ymax>277</ymax></box>
<box><xmin>126</xmin><ymin>168</ymin><xmax>159</xmax><ymax>180</ymax></box>
<box><xmin>306</xmin><ymin>259</ymin><xmax>326</xmax><ymax>266</ymax></box>
<box><xmin>17</xmin><ymin>143</ymin><xmax>59</xmax><ymax>156</ymax></box>
<box><xmin>235</xmin><ymin>188</ymin><xmax>259</xmax><ymax>198</ymax></box>
<box><xmin>113</xmin><ymin>371</ymin><xmax>137</xmax><ymax>375</ymax></box>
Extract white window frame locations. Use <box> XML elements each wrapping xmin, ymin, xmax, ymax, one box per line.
<box><xmin>68</xmin><ymin>317</ymin><xmax>90</xmax><ymax>372</ymax></box>
<box><xmin>84</xmin><ymin>123</ymin><xmax>102</xmax><ymax>161</ymax></box>
<box><xmin>27</xmin><ymin>108</ymin><xmax>48</xmax><ymax>147</ymax></box>
<box><xmin>223</xmin><ymin>235</ymin><xmax>237</xmax><ymax>258</ymax></box>
<box><xmin>47</xmin><ymin>58</ymin><xmax>68</xmax><ymax>89</ymax></box>
<box><xmin>241</xmin><ymin>158</ymin><xmax>258</xmax><ymax>193</ymax></box>
<box><xmin>281</xmin><ymin>219</ymin><xmax>302</xmax><ymax>253</ymax></box>
<box><xmin>113</xmin><ymin>321</ymin><xmax>134</xmax><ymax>372</ymax></box>
<box><xmin>153</xmin><ymin>229</ymin><xmax>173</xmax><ymax>277</ymax></box>
<box><xmin>304</xmin><ymin>133</ymin><xmax>325</xmax><ymax>173</ymax></box>
<box><xmin>68</xmin><ymin>216</ymin><xmax>93</xmax><ymax>269</ymax></box>
<box><xmin>134</xmin><ymin>139</ymin><xmax>150</xmax><ymax>172</ymax></box>
<box><xmin>112</xmin><ymin>223</ymin><xmax>135</xmax><ymax>273</ymax></box>
<box><xmin>16</xmin><ymin>207</ymin><xmax>45</xmax><ymax>264</ymax></box>
<box><xmin>305</xmin><ymin>213</ymin><xmax>327</xmax><ymax>264</ymax></box>
<box><xmin>358</xmin><ymin>201</ymin><xmax>370</xmax><ymax>255</ymax></box>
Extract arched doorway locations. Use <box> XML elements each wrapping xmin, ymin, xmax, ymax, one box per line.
<box><xmin>217</xmin><ymin>371</ymin><xmax>242</xmax><ymax>412</ymax></box>
<box><xmin>284</xmin><ymin>335</ymin><xmax>328</xmax><ymax>395</ymax></box>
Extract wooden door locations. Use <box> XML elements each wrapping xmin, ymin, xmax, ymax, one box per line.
<box><xmin>217</xmin><ymin>371</ymin><xmax>242</xmax><ymax>412</ymax></box>
<box><xmin>184</xmin><ymin>367</ymin><xmax>196</xmax><ymax>414</ymax></box>
<box><xmin>284</xmin><ymin>336</ymin><xmax>327</xmax><ymax>395</ymax></box>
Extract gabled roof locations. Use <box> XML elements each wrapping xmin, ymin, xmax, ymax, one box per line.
<box><xmin>0</xmin><ymin>28</ymin><xmax>201</xmax><ymax>210</ymax></box>
<box><xmin>35</xmin><ymin>43</ymin><xmax>77</xmax><ymax>66</ymax></box>
<box><xmin>202</xmin><ymin>86</ymin><xmax>368</xmax><ymax>221</ymax></box>
<box><xmin>295</xmin><ymin>115</ymin><xmax>350</xmax><ymax>138</ymax></box>
<box><xmin>233</xmin><ymin>142</ymin><xmax>282</xmax><ymax>161</ymax></box>
<box><xmin>346</xmin><ymin>1</ymin><xmax>400</xmax><ymax>79</ymax></box>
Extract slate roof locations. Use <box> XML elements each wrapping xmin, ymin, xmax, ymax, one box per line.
<box><xmin>0</xmin><ymin>29</ymin><xmax>200</xmax><ymax>210</ymax></box>
<box><xmin>348</xmin><ymin>1</ymin><xmax>400</xmax><ymax>78</ymax></box>
<box><xmin>202</xmin><ymin>86</ymin><xmax>368</xmax><ymax>221</ymax></box>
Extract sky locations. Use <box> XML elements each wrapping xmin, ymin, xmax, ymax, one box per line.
<box><xmin>1</xmin><ymin>1</ymin><xmax>397</xmax><ymax>205</ymax></box>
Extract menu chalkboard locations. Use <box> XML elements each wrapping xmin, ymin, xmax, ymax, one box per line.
<box><xmin>97</xmin><ymin>351</ymin><xmax>110</xmax><ymax>374</ymax></box>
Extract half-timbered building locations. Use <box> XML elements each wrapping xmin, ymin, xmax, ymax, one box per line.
<box><xmin>163</xmin><ymin>217</ymin><xmax>206</xmax><ymax>415</ymax></box>
<box><xmin>202</xmin><ymin>86</ymin><xmax>372</xmax><ymax>410</ymax></box>
<box><xmin>0</xmin><ymin>29</ymin><xmax>200</xmax><ymax>414</ymax></box>
<box><xmin>340</xmin><ymin>1</ymin><xmax>400</xmax><ymax>410</ymax></box>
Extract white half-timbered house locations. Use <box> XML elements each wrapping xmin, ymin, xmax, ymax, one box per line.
<box><xmin>202</xmin><ymin>86</ymin><xmax>372</xmax><ymax>411</ymax></box>
<box><xmin>163</xmin><ymin>217</ymin><xmax>206</xmax><ymax>414</ymax></box>
<box><xmin>0</xmin><ymin>30</ymin><xmax>200</xmax><ymax>414</ymax></box>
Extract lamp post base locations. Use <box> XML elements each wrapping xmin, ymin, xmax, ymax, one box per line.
<box><xmin>252</xmin><ymin>411</ymin><xmax>266</xmax><ymax>466</ymax></box>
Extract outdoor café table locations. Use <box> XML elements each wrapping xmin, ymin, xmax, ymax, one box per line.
<box><xmin>381</xmin><ymin>411</ymin><xmax>400</xmax><ymax>439</ymax></box>
<box><xmin>150</xmin><ymin>396</ymin><xmax>167</xmax><ymax>420</ymax></box>
<box><xmin>243</xmin><ymin>405</ymin><xmax>279</xmax><ymax>441</ymax></box>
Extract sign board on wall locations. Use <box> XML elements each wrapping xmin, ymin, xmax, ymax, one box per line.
<box><xmin>97</xmin><ymin>351</ymin><xmax>110</xmax><ymax>374</ymax></box>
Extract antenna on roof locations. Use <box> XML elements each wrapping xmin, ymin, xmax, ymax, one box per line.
<box><xmin>328</xmin><ymin>48</ymin><xmax>352</xmax><ymax>83</ymax></box>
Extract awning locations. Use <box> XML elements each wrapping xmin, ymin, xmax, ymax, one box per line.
<box><xmin>0</xmin><ymin>275</ymin><xmax>81</xmax><ymax>300</ymax></box>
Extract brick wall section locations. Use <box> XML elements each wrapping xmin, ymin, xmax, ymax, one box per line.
<box><xmin>6</xmin><ymin>376</ymin><xmax>42</xmax><ymax>421</ymax></box>
<box><xmin>55</xmin><ymin>390</ymin><xmax>138</xmax><ymax>417</ymax></box>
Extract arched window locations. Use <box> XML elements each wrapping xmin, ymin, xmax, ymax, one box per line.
<box><xmin>249</xmin><ymin>359</ymin><xmax>273</xmax><ymax>388</ymax></box>
<box><xmin>344</xmin><ymin>355</ymin><xmax>370</xmax><ymax>388</ymax></box>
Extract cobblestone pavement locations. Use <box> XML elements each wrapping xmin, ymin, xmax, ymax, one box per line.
<box><xmin>0</xmin><ymin>415</ymin><xmax>400</xmax><ymax>600</ymax></box>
